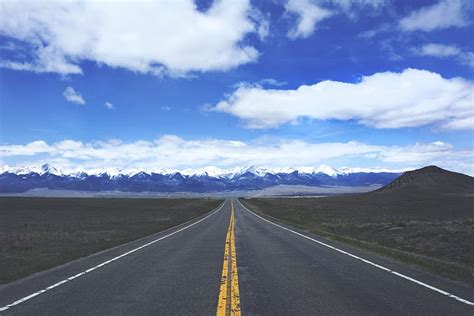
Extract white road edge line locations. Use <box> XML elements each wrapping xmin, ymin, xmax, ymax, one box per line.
<box><xmin>237</xmin><ymin>199</ymin><xmax>474</xmax><ymax>306</ymax></box>
<box><xmin>0</xmin><ymin>201</ymin><xmax>227</xmax><ymax>312</ymax></box>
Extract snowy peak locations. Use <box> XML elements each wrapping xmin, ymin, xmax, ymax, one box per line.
<box><xmin>181</xmin><ymin>166</ymin><xmax>227</xmax><ymax>178</ymax></box>
<box><xmin>0</xmin><ymin>164</ymin><xmax>408</xmax><ymax>178</ymax></box>
<box><xmin>1</xmin><ymin>164</ymin><xmax>62</xmax><ymax>176</ymax></box>
<box><xmin>40</xmin><ymin>164</ymin><xmax>60</xmax><ymax>175</ymax></box>
<box><xmin>234</xmin><ymin>165</ymin><xmax>268</xmax><ymax>177</ymax></box>
<box><xmin>315</xmin><ymin>165</ymin><xmax>338</xmax><ymax>177</ymax></box>
<box><xmin>0</xmin><ymin>163</ymin><xmax>406</xmax><ymax>194</ymax></box>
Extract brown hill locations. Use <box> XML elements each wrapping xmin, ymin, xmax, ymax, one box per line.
<box><xmin>375</xmin><ymin>166</ymin><xmax>474</xmax><ymax>194</ymax></box>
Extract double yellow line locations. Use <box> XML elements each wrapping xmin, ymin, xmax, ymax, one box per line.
<box><xmin>216</xmin><ymin>200</ymin><xmax>241</xmax><ymax>316</ymax></box>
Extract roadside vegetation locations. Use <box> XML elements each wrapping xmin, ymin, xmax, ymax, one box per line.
<box><xmin>0</xmin><ymin>197</ymin><xmax>222</xmax><ymax>284</ymax></box>
<box><xmin>242</xmin><ymin>193</ymin><xmax>474</xmax><ymax>285</ymax></box>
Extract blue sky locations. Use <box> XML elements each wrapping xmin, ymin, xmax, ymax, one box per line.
<box><xmin>0</xmin><ymin>0</ymin><xmax>473</xmax><ymax>174</ymax></box>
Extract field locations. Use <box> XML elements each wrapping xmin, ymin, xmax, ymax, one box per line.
<box><xmin>0</xmin><ymin>197</ymin><xmax>222</xmax><ymax>284</ymax></box>
<box><xmin>243</xmin><ymin>192</ymin><xmax>474</xmax><ymax>284</ymax></box>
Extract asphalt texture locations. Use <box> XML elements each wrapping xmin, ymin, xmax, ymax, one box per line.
<box><xmin>0</xmin><ymin>199</ymin><xmax>473</xmax><ymax>315</ymax></box>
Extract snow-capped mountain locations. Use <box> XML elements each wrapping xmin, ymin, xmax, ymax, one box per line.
<box><xmin>0</xmin><ymin>164</ymin><xmax>405</xmax><ymax>193</ymax></box>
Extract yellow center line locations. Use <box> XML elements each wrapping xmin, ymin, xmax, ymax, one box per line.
<box><xmin>217</xmin><ymin>200</ymin><xmax>241</xmax><ymax>316</ymax></box>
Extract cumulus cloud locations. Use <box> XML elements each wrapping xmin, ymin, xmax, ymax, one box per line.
<box><xmin>399</xmin><ymin>0</ymin><xmax>469</xmax><ymax>32</ymax></box>
<box><xmin>285</xmin><ymin>0</ymin><xmax>333</xmax><ymax>39</ymax></box>
<box><xmin>1</xmin><ymin>137</ymin><xmax>472</xmax><ymax>175</ymax></box>
<box><xmin>212</xmin><ymin>68</ymin><xmax>473</xmax><ymax>130</ymax></box>
<box><xmin>0</xmin><ymin>0</ymin><xmax>264</xmax><ymax>76</ymax></box>
<box><xmin>63</xmin><ymin>87</ymin><xmax>85</xmax><ymax>105</ymax></box>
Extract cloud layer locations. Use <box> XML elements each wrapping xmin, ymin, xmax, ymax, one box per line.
<box><xmin>0</xmin><ymin>0</ymin><xmax>263</xmax><ymax>76</ymax></box>
<box><xmin>213</xmin><ymin>68</ymin><xmax>473</xmax><ymax>130</ymax></box>
<box><xmin>1</xmin><ymin>136</ymin><xmax>472</xmax><ymax>175</ymax></box>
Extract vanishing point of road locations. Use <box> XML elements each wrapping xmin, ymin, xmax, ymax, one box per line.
<box><xmin>0</xmin><ymin>199</ymin><xmax>473</xmax><ymax>315</ymax></box>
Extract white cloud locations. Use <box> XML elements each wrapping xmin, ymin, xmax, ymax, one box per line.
<box><xmin>1</xmin><ymin>137</ymin><xmax>473</xmax><ymax>175</ymax></box>
<box><xmin>358</xmin><ymin>23</ymin><xmax>391</xmax><ymax>39</ymax></box>
<box><xmin>327</xmin><ymin>0</ymin><xmax>387</xmax><ymax>19</ymax></box>
<box><xmin>0</xmin><ymin>41</ymin><xmax>18</xmax><ymax>51</ymax></box>
<box><xmin>399</xmin><ymin>0</ymin><xmax>469</xmax><ymax>32</ymax></box>
<box><xmin>0</xmin><ymin>0</ymin><xmax>264</xmax><ymax>76</ymax></box>
<box><xmin>412</xmin><ymin>43</ymin><xmax>474</xmax><ymax>68</ymax></box>
<box><xmin>441</xmin><ymin>116</ymin><xmax>474</xmax><ymax>130</ymax></box>
<box><xmin>330</xmin><ymin>0</ymin><xmax>387</xmax><ymax>10</ymax></box>
<box><xmin>249</xmin><ymin>8</ymin><xmax>270</xmax><ymax>40</ymax></box>
<box><xmin>63</xmin><ymin>87</ymin><xmax>85</xmax><ymax>105</ymax></box>
<box><xmin>0</xmin><ymin>141</ymin><xmax>52</xmax><ymax>156</ymax></box>
<box><xmin>212</xmin><ymin>68</ymin><xmax>473</xmax><ymax>130</ymax></box>
<box><xmin>460</xmin><ymin>52</ymin><xmax>474</xmax><ymax>68</ymax></box>
<box><xmin>0</xmin><ymin>45</ymin><xmax>83</xmax><ymax>75</ymax></box>
<box><xmin>257</xmin><ymin>78</ymin><xmax>287</xmax><ymax>87</ymax></box>
<box><xmin>413</xmin><ymin>43</ymin><xmax>461</xmax><ymax>57</ymax></box>
<box><xmin>257</xmin><ymin>18</ymin><xmax>270</xmax><ymax>40</ymax></box>
<box><xmin>0</xmin><ymin>137</ymin><xmax>381</xmax><ymax>167</ymax></box>
<box><xmin>285</xmin><ymin>0</ymin><xmax>333</xmax><ymax>39</ymax></box>
<box><xmin>284</xmin><ymin>0</ymin><xmax>388</xmax><ymax>39</ymax></box>
<box><xmin>232</xmin><ymin>78</ymin><xmax>287</xmax><ymax>90</ymax></box>
<box><xmin>379</xmin><ymin>141</ymin><xmax>474</xmax><ymax>175</ymax></box>
<box><xmin>380</xmin><ymin>141</ymin><xmax>454</xmax><ymax>163</ymax></box>
<box><xmin>104</xmin><ymin>102</ymin><xmax>114</xmax><ymax>109</ymax></box>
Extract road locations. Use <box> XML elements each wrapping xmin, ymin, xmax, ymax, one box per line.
<box><xmin>0</xmin><ymin>199</ymin><xmax>473</xmax><ymax>315</ymax></box>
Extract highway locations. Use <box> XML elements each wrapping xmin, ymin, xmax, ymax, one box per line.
<box><xmin>0</xmin><ymin>199</ymin><xmax>473</xmax><ymax>315</ymax></box>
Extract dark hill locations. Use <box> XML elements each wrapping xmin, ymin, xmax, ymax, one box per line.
<box><xmin>375</xmin><ymin>166</ymin><xmax>474</xmax><ymax>194</ymax></box>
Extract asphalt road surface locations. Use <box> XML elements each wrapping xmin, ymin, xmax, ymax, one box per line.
<box><xmin>0</xmin><ymin>199</ymin><xmax>473</xmax><ymax>315</ymax></box>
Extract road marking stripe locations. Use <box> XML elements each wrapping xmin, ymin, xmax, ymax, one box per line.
<box><xmin>230</xmin><ymin>206</ymin><xmax>240</xmax><ymax>315</ymax></box>
<box><xmin>217</xmin><ymin>200</ymin><xmax>241</xmax><ymax>316</ymax></box>
<box><xmin>238</xmin><ymin>200</ymin><xmax>474</xmax><ymax>307</ymax></box>
<box><xmin>217</xmin><ymin>216</ymin><xmax>231</xmax><ymax>315</ymax></box>
<box><xmin>0</xmin><ymin>201</ymin><xmax>226</xmax><ymax>312</ymax></box>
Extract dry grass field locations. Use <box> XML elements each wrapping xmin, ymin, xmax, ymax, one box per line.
<box><xmin>243</xmin><ymin>192</ymin><xmax>474</xmax><ymax>284</ymax></box>
<box><xmin>0</xmin><ymin>197</ymin><xmax>222</xmax><ymax>284</ymax></box>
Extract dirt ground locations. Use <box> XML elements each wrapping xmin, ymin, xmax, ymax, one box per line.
<box><xmin>0</xmin><ymin>197</ymin><xmax>222</xmax><ymax>284</ymax></box>
<box><xmin>244</xmin><ymin>194</ymin><xmax>474</xmax><ymax>284</ymax></box>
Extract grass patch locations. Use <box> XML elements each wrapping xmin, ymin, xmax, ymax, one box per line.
<box><xmin>0</xmin><ymin>197</ymin><xmax>222</xmax><ymax>284</ymax></box>
<box><xmin>241</xmin><ymin>195</ymin><xmax>474</xmax><ymax>285</ymax></box>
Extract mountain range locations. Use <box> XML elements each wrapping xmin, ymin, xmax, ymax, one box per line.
<box><xmin>0</xmin><ymin>164</ymin><xmax>403</xmax><ymax>194</ymax></box>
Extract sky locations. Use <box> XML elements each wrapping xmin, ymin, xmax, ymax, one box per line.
<box><xmin>0</xmin><ymin>0</ymin><xmax>473</xmax><ymax>174</ymax></box>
